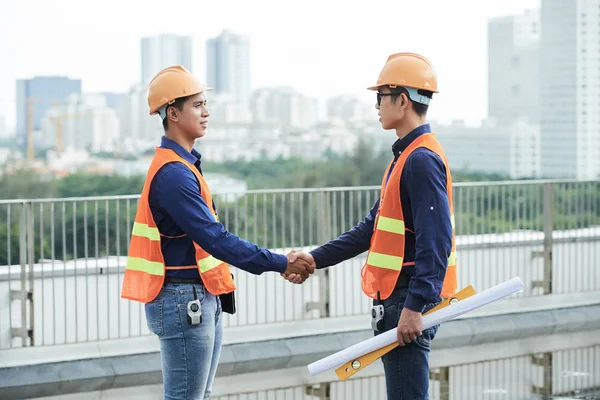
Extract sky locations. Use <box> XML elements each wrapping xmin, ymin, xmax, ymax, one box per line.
<box><xmin>0</xmin><ymin>0</ymin><xmax>540</xmax><ymax>131</ymax></box>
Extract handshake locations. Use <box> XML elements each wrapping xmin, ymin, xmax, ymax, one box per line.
<box><xmin>281</xmin><ymin>250</ymin><xmax>316</xmax><ymax>284</ymax></box>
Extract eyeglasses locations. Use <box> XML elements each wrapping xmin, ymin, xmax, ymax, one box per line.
<box><xmin>376</xmin><ymin>93</ymin><xmax>394</xmax><ymax>106</ymax></box>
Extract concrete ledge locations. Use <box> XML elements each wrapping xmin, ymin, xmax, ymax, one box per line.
<box><xmin>1</xmin><ymin>303</ymin><xmax>600</xmax><ymax>399</ymax></box>
<box><xmin>3</xmin><ymin>291</ymin><xmax>599</xmax><ymax>370</ymax></box>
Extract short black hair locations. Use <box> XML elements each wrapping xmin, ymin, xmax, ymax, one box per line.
<box><xmin>389</xmin><ymin>87</ymin><xmax>432</xmax><ymax>117</ymax></box>
<box><xmin>162</xmin><ymin>95</ymin><xmax>193</xmax><ymax>131</ymax></box>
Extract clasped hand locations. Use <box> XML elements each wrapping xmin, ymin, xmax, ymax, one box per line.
<box><xmin>281</xmin><ymin>250</ymin><xmax>316</xmax><ymax>284</ymax></box>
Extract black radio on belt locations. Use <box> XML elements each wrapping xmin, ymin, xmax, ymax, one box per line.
<box><xmin>187</xmin><ymin>286</ymin><xmax>202</xmax><ymax>325</ymax></box>
<box><xmin>371</xmin><ymin>291</ymin><xmax>385</xmax><ymax>332</ymax></box>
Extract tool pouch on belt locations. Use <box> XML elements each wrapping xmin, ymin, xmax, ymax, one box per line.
<box><xmin>219</xmin><ymin>274</ymin><xmax>236</xmax><ymax>314</ymax></box>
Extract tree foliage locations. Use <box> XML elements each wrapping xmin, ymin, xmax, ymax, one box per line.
<box><xmin>0</xmin><ymin>141</ymin><xmax>596</xmax><ymax>266</ymax></box>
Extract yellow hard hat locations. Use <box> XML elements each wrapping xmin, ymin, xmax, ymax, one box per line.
<box><xmin>368</xmin><ymin>53</ymin><xmax>438</xmax><ymax>94</ymax></box>
<box><xmin>147</xmin><ymin>66</ymin><xmax>212</xmax><ymax>117</ymax></box>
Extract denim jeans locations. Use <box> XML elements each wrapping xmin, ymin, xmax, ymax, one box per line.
<box><xmin>375</xmin><ymin>287</ymin><xmax>441</xmax><ymax>400</ymax></box>
<box><xmin>145</xmin><ymin>283</ymin><xmax>222</xmax><ymax>400</ymax></box>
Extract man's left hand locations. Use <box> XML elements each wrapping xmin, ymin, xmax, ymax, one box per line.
<box><xmin>397</xmin><ymin>307</ymin><xmax>422</xmax><ymax>346</ymax></box>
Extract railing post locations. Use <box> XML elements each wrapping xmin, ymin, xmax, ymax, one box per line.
<box><xmin>10</xmin><ymin>202</ymin><xmax>34</xmax><ymax>346</ymax></box>
<box><xmin>305</xmin><ymin>191</ymin><xmax>331</xmax><ymax>317</ymax></box>
<box><xmin>305</xmin><ymin>383</ymin><xmax>331</xmax><ymax>400</ymax></box>
<box><xmin>531</xmin><ymin>352</ymin><xmax>553</xmax><ymax>397</ymax></box>
<box><xmin>531</xmin><ymin>183</ymin><xmax>553</xmax><ymax>294</ymax></box>
<box><xmin>542</xmin><ymin>183</ymin><xmax>554</xmax><ymax>295</ymax></box>
<box><xmin>430</xmin><ymin>367</ymin><xmax>450</xmax><ymax>400</ymax></box>
<box><xmin>27</xmin><ymin>201</ymin><xmax>35</xmax><ymax>345</ymax></box>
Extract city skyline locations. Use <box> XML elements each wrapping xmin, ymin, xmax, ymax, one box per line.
<box><xmin>0</xmin><ymin>0</ymin><xmax>540</xmax><ymax>131</ymax></box>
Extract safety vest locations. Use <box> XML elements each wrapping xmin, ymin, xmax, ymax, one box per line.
<box><xmin>361</xmin><ymin>133</ymin><xmax>457</xmax><ymax>301</ymax></box>
<box><xmin>121</xmin><ymin>147</ymin><xmax>236</xmax><ymax>303</ymax></box>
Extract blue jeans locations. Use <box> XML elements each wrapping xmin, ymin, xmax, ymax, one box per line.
<box><xmin>145</xmin><ymin>283</ymin><xmax>222</xmax><ymax>400</ymax></box>
<box><xmin>376</xmin><ymin>287</ymin><xmax>440</xmax><ymax>400</ymax></box>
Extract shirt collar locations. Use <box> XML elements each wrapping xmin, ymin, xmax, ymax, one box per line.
<box><xmin>391</xmin><ymin>123</ymin><xmax>431</xmax><ymax>156</ymax></box>
<box><xmin>160</xmin><ymin>136</ymin><xmax>201</xmax><ymax>165</ymax></box>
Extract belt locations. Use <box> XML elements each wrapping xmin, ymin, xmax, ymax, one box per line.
<box><xmin>395</xmin><ymin>272</ymin><xmax>411</xmax><ymax>288</ymax></box>
<box><xmin>164</xmin><ymin>276</ymin><xmax>204</xmax><ymax>285</ymax></box>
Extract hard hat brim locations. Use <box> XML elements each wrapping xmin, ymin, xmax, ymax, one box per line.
<box><xmin>149</xmin><ymin>87</ymin><xmax>213</xmax><ymax>115</ymax></box>
<box><xmin>367</xmin><ymin>83</ymin><xmax>438</xmax><ymax>93</ymax></box>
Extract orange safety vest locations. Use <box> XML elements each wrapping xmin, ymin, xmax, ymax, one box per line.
<box><xmin>361</xmin><ymin>133</ymin><xmax>457</xmax><ymax>301</ymax></box>
<box><xmin>121</xmin><ymin>147</ymin><xmax>236</xmax><ymax>303</ymax></box>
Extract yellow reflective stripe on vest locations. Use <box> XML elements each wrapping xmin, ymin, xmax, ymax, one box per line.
<box><xmin>448</xmin><ymin>251</ymin><xmax>456</xmax><ymax>266</ymax></box>
<box><xmin>198</xmin><ymin>255</ymin><xmax>224</xmax><ymax>273</ymax></box>
<box><xmin>450</xmin><ymin>214</ymin><xmax>455</xmax><ymax>229</ymax></box>
<box><xmin>366</xmin><ymin>251</ymin><xmax>403</xmax><ymax>271</ymax></box>
<box><xmin>376</xmin><ymin>216</ymin><xmax>405</xmax><ymax>234</ymax></box>
<box><xmin>126</xmin><ymin>256</ymin><xmax>164</xmax><ymax>275</ymax></box>
<box><xmin>132</xmin><ymin>222</ymin><xmax>160</xmax><ymax>241</ymax></box>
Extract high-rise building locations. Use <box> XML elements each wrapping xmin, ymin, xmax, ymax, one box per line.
<box><xmin>206</xmin><ymin>30</ymin><xmax>251</xmax><ymax>104</ymax></box>
<box><xmin>488</xmin><ymin>9</ymin><xmax>540</xmax><ymax>123</ymax></box>
<box><xmin>141</xmin><ymin>34</ymin><xmax>193</xmax><ymax>83</ymax></box>
<box><xmin>540</xmin><ymin>0</ymin><xmax>600</xmax><ymax>179</ymax></box>
<box><xmin>16</xmin><ymin>76</ymin><xmax>82</xmax><ymax>151</ymax></box>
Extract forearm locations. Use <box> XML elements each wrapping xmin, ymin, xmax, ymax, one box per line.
<box><xmin>310</xmin><ymin>225</ymin><xmax>372</xmax><ymax>268</ymax></box>
<box><xmin>153</xmin><ymin>166</ymin><xmax>288</xmax><ymax>275</ymax></box>
<box><xmin>196</xmin><ymin>226</ymin><xmax>288</xmax><ymax>275</ymax></box>
<box><xmin>403</xmin><ymin>151</ymin><xmax>453</xmax><ymax>312</ymax></box>
<box><xmin>404</xmin><ymin>231</ymin><xmax>451</xmax><ymax>312</ymax></box>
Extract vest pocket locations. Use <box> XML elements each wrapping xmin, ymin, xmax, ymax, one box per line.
<box><xmin>145</xmin><ymin>300</ymin><xmax>164</xmax><ymax>337</ymax></box>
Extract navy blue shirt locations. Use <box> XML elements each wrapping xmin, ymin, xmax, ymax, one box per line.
<box><xmin>310</xmin><ymin>124</ymin><xmax>453</xmax><ymax>313</ymax></box>
<box><xmin>148</xmin><ymin>136</ymin><xmax>288</xmax><ymax>279</ymax></box>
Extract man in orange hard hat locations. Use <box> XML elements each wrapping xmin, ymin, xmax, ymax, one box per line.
<box><xmin>286</xmin><ymin>53</ymin><xmax>456</xmax><ymax>398</ymax></box>
<box><xmin>121</xmin><ymin>65</ymin><xmax>314</xmax><ymax>399</ymax></box>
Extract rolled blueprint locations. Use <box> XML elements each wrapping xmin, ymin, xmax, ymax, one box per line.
<box><xmin>307</xmin><ymin>277</ymin><xmax>524</xmax><ymax>376</ymax></box>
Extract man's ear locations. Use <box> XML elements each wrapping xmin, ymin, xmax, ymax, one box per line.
<box><xmin>168</xmin><ymin>106</ymin><xmax>179</xmax><ymax>123</ymax></box>
<box><xmin>399</xmin><ymin>93</ymin><xmax>409</xmax><ymax>110</ymax></box>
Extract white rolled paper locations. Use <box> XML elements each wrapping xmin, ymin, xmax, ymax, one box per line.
<box><xmin>307</xmin><ymin>277</ymin><xmax>524</xmax><ymax>376</ymax></box>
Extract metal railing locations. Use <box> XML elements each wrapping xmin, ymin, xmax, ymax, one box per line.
<box><xmin>0</xmin><ymin>179</ymin><xmax>599</xmax><ymax>348</ymax></box>
<box><xmin>209</xmin><ymin>345</ymin><xmax>600</xmax><ymax>400</ymax></box>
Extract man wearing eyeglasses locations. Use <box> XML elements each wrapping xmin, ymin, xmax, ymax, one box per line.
<box><xmin>285</xmin><ymin>53</ymin><xmax>457</xmax><ymax>399</ymax></box>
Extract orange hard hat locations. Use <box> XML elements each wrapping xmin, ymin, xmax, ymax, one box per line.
<box><xmin>368</xmin><ymin>53</ymin><xmax>438</xmax><ymax>94</ymax></box>
<box><xmin>147</xmin><ymin>65</ymin><xmax>212</xmax><ymax>117</ymax></box>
